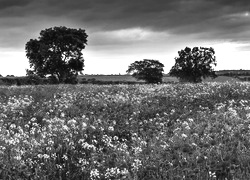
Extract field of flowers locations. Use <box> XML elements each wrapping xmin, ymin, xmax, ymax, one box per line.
<box><xmin>1</xmin><ymin>82</ymin><xmax>250</xmax><ymax>179</ymax></box>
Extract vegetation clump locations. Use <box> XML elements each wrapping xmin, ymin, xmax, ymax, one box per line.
<box><xmin>169</xmin><ymin>47</ymin><xmax>217</xmax><ymax>83</ymax></box>
<box><xmin>126</xmin><ymin>59</ymin><xmax>164</xmax><ymax>84</ymax></box>
<box><xmin>25</xmin><ymin>26</ymin><xmax>88</xmax><ymax>84</ymax></box>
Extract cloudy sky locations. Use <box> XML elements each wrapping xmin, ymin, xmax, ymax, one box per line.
<box><xmin>0</xmin><ymin>0</ymin><xmax>250</xmax><ymax>76</ymax></box>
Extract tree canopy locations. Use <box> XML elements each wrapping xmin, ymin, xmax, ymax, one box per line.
<box><xmin>169</xmin><ymin>47</ymin><xmax>217</xmax><ymax>83</ymax></box>
<box><xmin>25</xmin><ymin>26</ymin><xmax>88</xmax><ymax>83</ymax></box>
<box><xmin>126</xmin><ymin>59</ymin><xmax>164</xmax><ymax>83</ymax></box>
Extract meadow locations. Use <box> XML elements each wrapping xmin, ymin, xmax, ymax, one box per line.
<box><xmin>1</xmin><ymin>82</ymin><xmax>250</xmax><ymax>179</ymax></box>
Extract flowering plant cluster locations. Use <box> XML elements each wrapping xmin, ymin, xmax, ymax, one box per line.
<box><xmin>1</xmin><ymin>82</ymin><xmax>250</xmax><ymax>179</ymax></box>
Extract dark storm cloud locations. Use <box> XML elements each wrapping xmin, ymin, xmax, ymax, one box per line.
<box><xmin>0</xmin><ymin>0</ymin><xmax>32</xmax><ymax>10</ymax></box>
<box><xmin>0</xmin><ymin>0</ymin><xmax>250</xmax><ymax>49</ymax></box>
<box><xmin>32</xmin><ymin>0</ymin><xmax>250</xmax><ymax>37</ymax></box>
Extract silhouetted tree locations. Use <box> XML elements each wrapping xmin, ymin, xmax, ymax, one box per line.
<box><xmin>169</xmin><ymin>47</ymin><xmax>217</xmax><ymax>83</ymax></box>
<box><xmin>126</xmin><ymin>59</ymin><xmax>164</xmax><ymax>83</ymax></box>
<box><xmin>25</xmin><ymin>26</ymin><xmax>88</xmax><ymax>83</ymax></box>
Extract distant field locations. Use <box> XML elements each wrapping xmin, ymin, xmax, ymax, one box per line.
<box><xmin>203</xmin><ymin>76</ymin><xmax>241</xmax><ymax>82</ymax></box>
<box><xmin>79</xmin><ymin>75</ymin><xmax>180</xmax><ymax>82</ymax></box>
<box><xmin>79</xmin><ymin>74</ymin><xmax>241</xmax><ymax>83</ymax></box>
<box><xmin>0</xmin><ymin>74</ymin><xmax>243</xmax><ymax>86</ymax></box>
<box><xmin>79</xmin><ymin>75</ymin><xmax>142</xmax><ymax>82</ymax></box>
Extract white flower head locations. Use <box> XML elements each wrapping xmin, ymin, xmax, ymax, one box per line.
<box><xmin>82</xmin><ymin>122</ymin><xmax>87</xmax><ymax>129</ymax></box>
<box><xmin>108</xmin><ymin>126</ymin><xmax>114</xmax><ymax>131</ymax></box>
<box><xmin>90</xmin><ymin>169</ymin><xmax>100</xmax><ymax>179</ymax></box>
<box><xmin>181</xmin><ymin>133</ymin><xmax>188</xmax><ymax>138</ymax></box>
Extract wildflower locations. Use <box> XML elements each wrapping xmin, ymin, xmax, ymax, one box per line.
<box><xmin>43</xmin><ymin>154</ymin><xmax>50</xmax><ymax>159</ymax></box>
<box><xmin>170</xmin><ymin>109</ymin><xmax>175</xmax><ymax>114</ymax></box>
<box><xmin>63</xmin><ymin>155</ymin><xmax>68</xmax><ymax>160</ymax></box>
<box><xmin>108</xmin><ymin>126</ymin><xmax>114</xmax><ymax>131</ymax></box>
<box><xmin>246</xmin><ymin>113</ymin><xmax>250</xmax><ymax>119</ymax></box>
<box><xmin>133</xmin><ymin>147</ymin><xmax>142</xmax><ymax>155</ymax></box>
<box><xmin>82</xmin><ymin>122</ymin><xmax>87</xmax><ymax>129</ymax></box>
<box><xmin>30</xmin><ymin>117</ymin><xmax>36</xmax><ymax>122</ymax></box>
<box><xmin>67</xmin><ymin>119</ymin><xmax>77</xmax><ymax>125</ymax></box>
<box><xmin>182</xmin><ymin>121</ymin><xmax>191</xmax><ymax>130</ymax></box>
<box><xmin>132</xmin><ymin>159</ymin><xmax>142</xmax><ymax>171</ymax></box>
<box><xmin>120</xmin><ymin>168</ymin><xmax>129</xmax><ymax>175</ymax></box>
<box><xmin>10</xmin><ymin>124</ymin><xmax>16</xmax><ymax>129</ymax></box>
<box><xmin>60</xmin><ymin>112</ymin><xmax>65</xmax><ymax>118</ymax></box>
<box><xmin>14</xmin><ymin>155</ymin><xmax>21</xmax><ymax>160</ymax></box>
<box><xmin>62</xmin><ymin>125</ymin><xmax>69</xmax><ymax>131</ymax></box>
<box><xmin>209</xmin><ymin>171</ymin><xmax>216</xmax><ymax>178</ymax></box>
<box><xmin>105</xmin><ymin>167</ymin><xmax>121</xmax><ymax>178</ymax></box>
<box><xmin>181</xmin><ymin>133</ymin><xmax>188</xmax><ymax>138</ymax></box>
<box><xmin>90</xmin><ymin>169</ymin><xmax>100</xmax><ymax>179</ymax></box>
<box><xmin>56</xmin><ymin>164</ymin><xmax>63</xmax><ymax>169</ymax></box>
<box><xmin>188</xmin><ymin>118</ymin><xmax>194</xmax><ymax>123</ymax></box>
<box><xmin>173</xmin><ymin>127</ymin><xmax>181</xmax><ymax>133</ymax></box>
<box><xmin>191</xmin><ymin>143</ymin><xmax>197</xmax><ymax>147</ymax></box>
<box><xmin>78</xmin><ymin>158</ymin><xmax>89</xmax><ymax>166</ymax></box>
<box><xmin>0</xmin><ymin>113</ymin><xmax>7</xmax><ymax>118</ymax></box>
<box><xmin>113</xmin><ymin>136</ymin><xmax>118</xmax><ymax>141</ymax></box>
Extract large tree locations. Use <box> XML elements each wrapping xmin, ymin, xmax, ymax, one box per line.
<box><xmin>25</xmin><ymin>26</ymin><xmax>88</xmax><ymax>83</ymax></box>
<box><xmin>126</xmin><ymin>59</ymin><xmax>164</xmax><ymax>83</ymax></box>
<box><xmin>169</xmin><ymin>47</ymin><xmax>217</xmax><ymax>83</ymax></box>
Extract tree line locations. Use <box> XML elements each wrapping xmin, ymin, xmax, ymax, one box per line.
<box><xmin>22</xmin><ymin>26</ymin><xmax>218</xmax><ymax>84</ymax></box>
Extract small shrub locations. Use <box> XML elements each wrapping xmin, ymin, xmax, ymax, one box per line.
<box><xmin>26</xmin><ymin>74</ymin><xmax>43</xmax><ymax>85</ymax></box>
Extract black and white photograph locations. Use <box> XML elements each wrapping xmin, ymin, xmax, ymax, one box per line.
<box><xmin>0</xmin><ymin>0</ymin><xmax>250</xmax><ymax>179</ymax></box>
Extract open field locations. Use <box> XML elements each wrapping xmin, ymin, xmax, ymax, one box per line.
<box><xmin>202</xmin><ymin>76</ymin><xmax>241</xmax><ymax>82</ymax></box>
<box><xmin>1</xmin><ymin>82</ymin><xmax>250</xmax><ymax>179</ymax></box>
<box><xmin>0</xmin><ymin>74</ymin><xmax>243</xmax><ymax>86</ymax></box>
<box><xmin>79</xmin><ymin>74</ymin><xmax>179</xmax><ymax>82</ymax></box>
<box><xmin>79</xmin><ymin>74</ymin><xmax>241</xmax><ymax>83</ymax></box>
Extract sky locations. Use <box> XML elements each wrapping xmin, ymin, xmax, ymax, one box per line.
<box><xmin>0</xmin><ymin>0</ymin><xmax>250</xmax><ymax>76</ymax></box>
